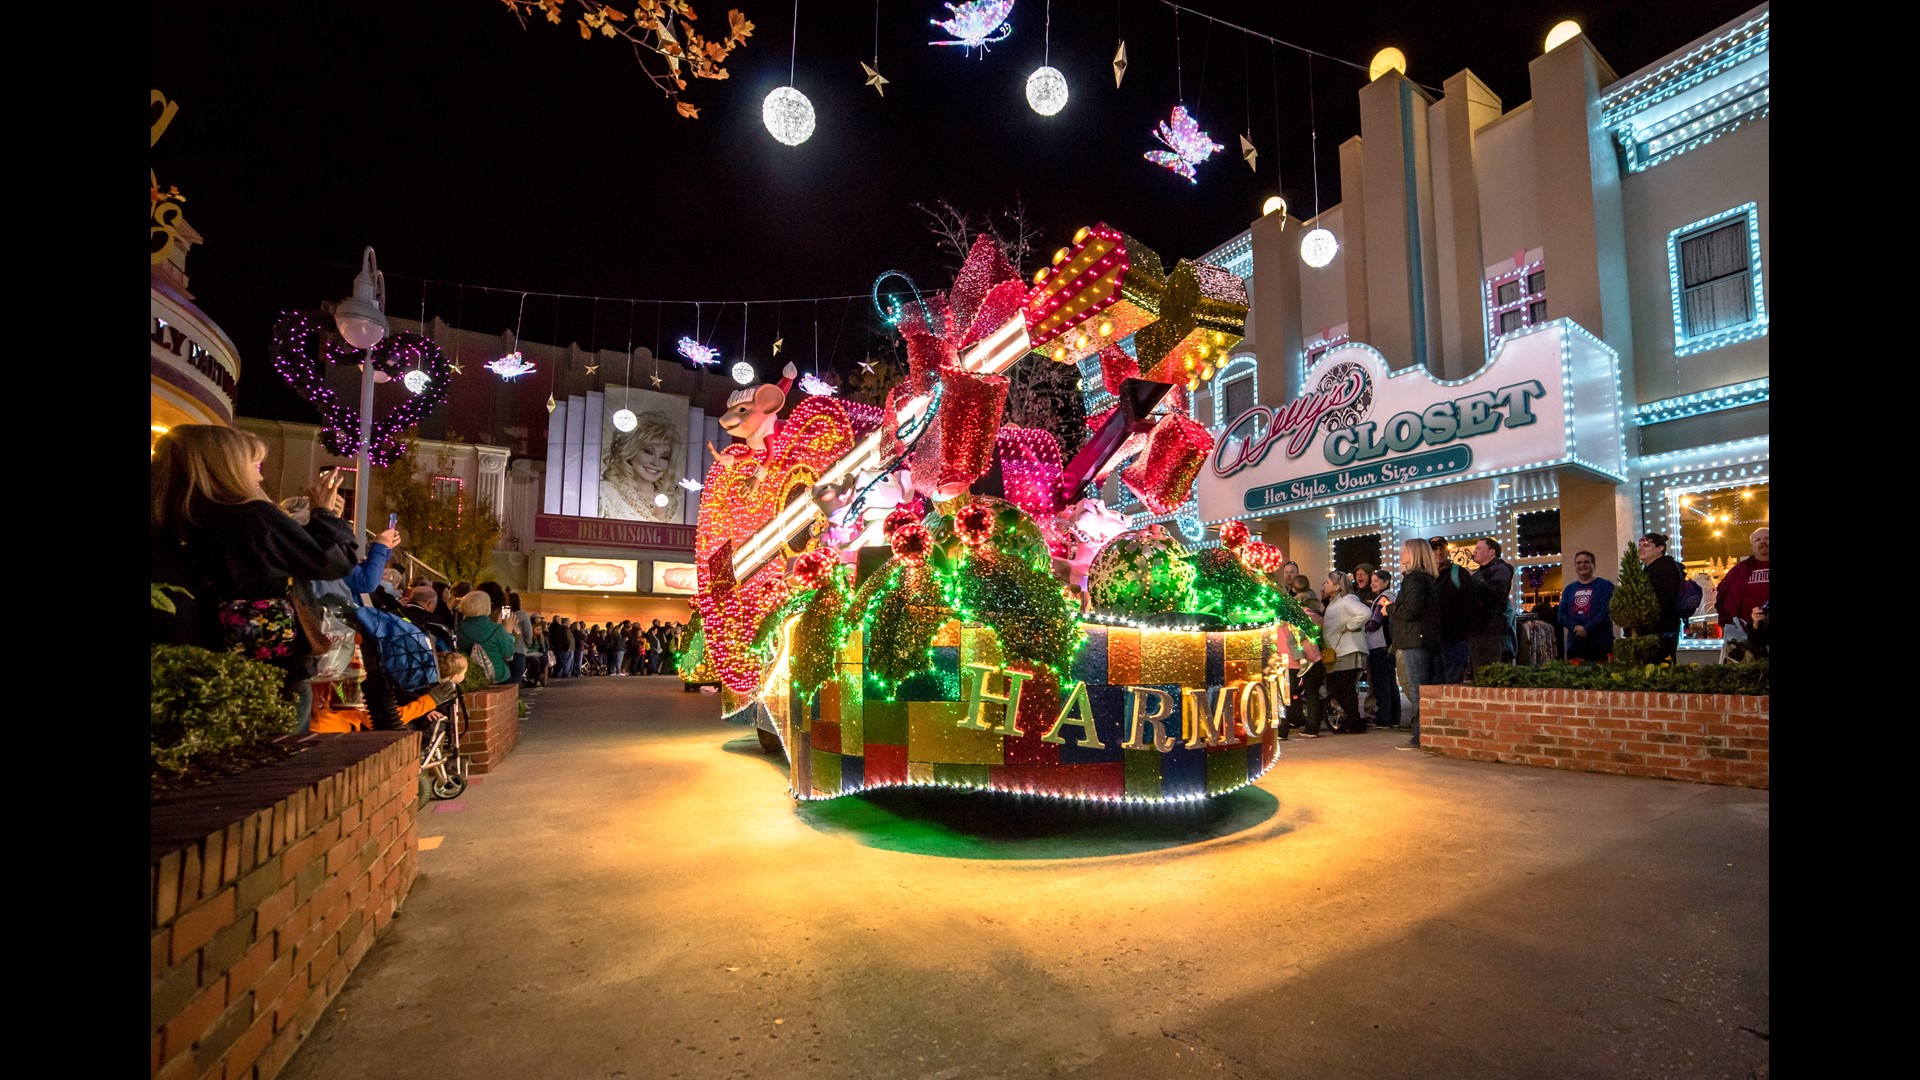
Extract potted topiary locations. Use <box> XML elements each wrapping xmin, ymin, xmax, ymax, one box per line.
<box><xmin>1608</xmin><ymin>544</ymin><xmax>1664</xmax><ymax>668</ymax></box>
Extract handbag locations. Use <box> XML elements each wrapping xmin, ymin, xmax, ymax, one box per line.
<box><xmin>217</xmin><ymin>594</ymin><xmax>301</xmax><ymax>661</ymax></box>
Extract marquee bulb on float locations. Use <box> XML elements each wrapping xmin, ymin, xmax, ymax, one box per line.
<box><xmin>1301</xmin><ymin>228</ymin><xmax>1338</xmax><ymax>268</ymax></box>
<box><xmin>762</xmin><ymin>86</ymin><xmax>815</xmax><ymax>146</ymax></box>
<box><xmin>1026</xmin><ymin>65</ymin><xmax>1068</xmax><ymax>116</ymax></box>
<box><xmin>731</xmin><ymin>361</ymin><xmax>757</xmax><ymax>385</ymax></box>
<box><xmin>612</xmin><ymin>408</ymin><xmax>638</xmax><ymax>432</ymax></box>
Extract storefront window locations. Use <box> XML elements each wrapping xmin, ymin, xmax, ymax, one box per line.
<box><xmin>1675</xmin><ymin>481</ymin><xmax>1769</xmax><ymax>580</ymax></box>
<box><xmin>1674</xmin><ymin>480</ymin><xmax>1769</xmax><ymax>638</ymax></box>
<box><xmin>1332</xmin><ymin>534</ymin><xmax>1382</xmax><ymax>576</ymax></box>
<box><xmin>1516</xmin><ymin>509</ymin><xmax>1561</xmax><ymax>558</ymax></box>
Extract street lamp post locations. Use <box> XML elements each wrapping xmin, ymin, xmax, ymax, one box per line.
<box><xmin>333</xmin><ymin>246</ymin><xmax>390</xmax><ymax>536</ymax></box>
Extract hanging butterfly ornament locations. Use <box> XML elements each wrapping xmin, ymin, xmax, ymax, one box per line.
<box><xmin>929</xmin><ymin>0</ymin><xmax>1015</xmax><ymax>55</ymax></box>
<box><xmin>677</xmin><ymin>336</ymin><xmax>722</xmax><ymax>366</ymax></box>
<box><xmin>486</xmin><ymin>350</ymin><xmax>537</xmax><ymax>379</ymax></box>
<box><xmin>1144</xmin><ymin>105</ymin><xmax>1224</xmax><ymax>183</ymax></box>
<box><xmin>798</xmin><ymin>373</ymin><xmax>838</xmax><ymax>396</ymax></box>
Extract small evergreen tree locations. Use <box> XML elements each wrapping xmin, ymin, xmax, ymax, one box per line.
<box><xmin>1609</xmin><ymin>544</ymin><xmax>1662</xmax><ymax>666</ymax></box>
<box><xmin>1611</xmin><ymin>545</ymin><xmax>1656</xmax><ymax>635</ymax></box>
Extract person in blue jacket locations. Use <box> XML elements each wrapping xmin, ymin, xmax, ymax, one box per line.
<box><xmin>1557</xmin><ymin>550</ymin><xmax>1615</xmax><ymax>663</ymax></box>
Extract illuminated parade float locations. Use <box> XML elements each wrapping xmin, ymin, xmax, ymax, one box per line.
<box><xmin>692</xmin><ymin>227</ymin><xmax>1320</xmax><ymax>804</ymax></box>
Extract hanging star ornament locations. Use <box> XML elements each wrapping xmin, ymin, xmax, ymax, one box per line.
<box><xmin>1144</xmin><ymin>105</ymin><xmax>1225</xmax><ymax>183</ymax></box>
<box><xmin>546</xmin><ymin>393</ymin><xmax>557</xmax><ymax>414</ymax></box>
<box><xmin>649</xmin><ymin>372</ymin><xmax>663</xmax><ymax>387</ymax></box>
<box><xmin>772</xmin><ymin>336</ymin><xmax>784</xmax><ymax>356</ymax></box>
<box><xmin>860</xmin><ymin>62</ymin><xmax>889</xmax><ymax>96</ymax></box>
<box><xmin>929</xmin><ymin>0</ymin><xmax>1015</xmax><ymax>55</ymax></box>
<box><xmin>584</xmin><ymin>362</ymin><xmax>599</xmax><ymax>375</ymax></box>
<box><xmin>448</xmin><ymin>360</ymin><xmax>464</xmax><ymax>375</ymax></box>
<box><xmin>1113</xmin><ymin>41</ymin><xmax>1128</xmax><ymax>88</ymax></box>
<box><xmin>858</xmin><ymin>360</ymin><xmax>877</xmax><ymax>374</ymax></box>
<box><xmin>1240</xmin><ymin>134</ymin><xmax>1258</xmax><ymax>172</ymax></box>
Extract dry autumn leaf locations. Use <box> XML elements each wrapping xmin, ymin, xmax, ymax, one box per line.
<box><xmin>728</xmin><ymin>9</ymin><xmax>752</xmax><ymax>37</ymax></box>
<box><xmin>675</xmin><ymin>101</ymin><xmax>700</xmax><ymax>119</ymax></box>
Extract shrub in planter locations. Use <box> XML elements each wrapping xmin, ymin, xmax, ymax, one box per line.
<box><xmin>1472</xmin><ymin>658</ymin><xmax>1769</xmax><ymax>695</ymax></box>
<box><xmin>151</xmin><ymin>645</ymin><xmax>300</xmax><ymax>773</ymax></box>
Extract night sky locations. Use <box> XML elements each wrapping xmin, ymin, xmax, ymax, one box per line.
<box><xmin>151</xmin><ymin>0</ymin><xmax>1760</xmax><ymax>426</ymax></box>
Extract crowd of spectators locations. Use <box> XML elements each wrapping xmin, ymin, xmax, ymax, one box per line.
<box><xmin>152</xmin><ymin>423</ymin><xmax>690</xmax><ymax>738</ymax></box>
<box><xmin>1265</xmin><ymin>527</ymin><xmax>1768</xmax><ymax>752</ymax></box>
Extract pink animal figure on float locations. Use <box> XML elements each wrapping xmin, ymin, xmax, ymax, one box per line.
<box><xmin>713</xmin><ymin>362</ymin><xmax>799</xmax><ymax>455</ymax></box>
<box><xmin>1049</xmin><ymin>497</ymin><xmax>1130</xmax><ymax>590</ymax></box>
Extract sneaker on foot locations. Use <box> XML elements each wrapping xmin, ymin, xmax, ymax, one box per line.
<box><xmin>1395</xmin><ymin>741</ymin><xmax>1419</xmax><ymax>751</ymax></box>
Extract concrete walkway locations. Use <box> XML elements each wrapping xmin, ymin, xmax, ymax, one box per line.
<box><xmin>280</xmin><ymin>675</ymin><xmax>1769</xmax><ymax>1080</ymax></box>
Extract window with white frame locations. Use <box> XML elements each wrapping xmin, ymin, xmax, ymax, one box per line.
<box><xmin>432</xmin><ymin>475</ymin><xmax>465</xmax><ymax>520</ymax></box>
<box><xmin>1667</xmin><ymin>202</ymin><xmax>1767</xmax><ymax>355</ymax></box>
<box><xmin>1212</xmin><ymin>356</ymin><xmax>1258</xmax><ymax>426</ymax></box>
<box><xmin>1486</xmin><ymin>262</ymin><xmax>1547</xmax><ymax>342</ymax></box>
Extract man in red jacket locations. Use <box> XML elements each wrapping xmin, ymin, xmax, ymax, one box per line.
<box><xmin>1716</xmin><ymin>528</ymin><xmax>1770</xmax><ymax>628</ymax></box>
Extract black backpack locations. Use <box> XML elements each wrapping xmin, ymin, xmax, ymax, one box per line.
<box><xmin>1678</xmin><ymin>578</ymin><xmax>1704</xmax><ymax>619</ymax></box>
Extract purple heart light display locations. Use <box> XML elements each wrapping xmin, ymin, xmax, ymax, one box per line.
<box><xmin>271</xmin><ymin>311</ymin><xmax>453</xmax><ymax>465</ymax></box>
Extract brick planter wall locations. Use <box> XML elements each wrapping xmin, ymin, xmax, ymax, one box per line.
<box><xmin>151</xmin><ymin>732</ymin><xmax>420</xmax><ymax>1080</ymax></box>
<box><xmin>1421</xmin><ymin>687</ymin><xmax>1769</xmax><ymax>789</ymax></box>
<box><xmin>460</xmin><ymin>684</ymin><xmax>521</xmax><ymax>775</ymax></box>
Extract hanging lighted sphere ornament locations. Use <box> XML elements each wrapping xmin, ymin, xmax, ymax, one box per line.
<box><xmin>1301</xmin><ymin>227</ymin><xmax>1339</xmax><ymax>268</ymax></box>
<box><xmin>612</xmin><ymin>408</ymin><xmax>638</xmax><ymax>433</ymax></box>
<box><xmin>653</xmin><ymin>493</ymin><xmax>670</xmax><ymax>508</ymax></box>
<box><xmin>1025</xmin><ymin>65</ymin><xmax>1068</xmax><ymax>116</ymax></box>
<box><xmin>402</xmin><ymin>369</ymin><xmax>432</xmax><ymax>395</ymax></box>
<box><xmin>731</xmin><ymin>361</ymin><xmax>757</xmax><ymax>385</ymax></box>
<box><xmin>762</xmin><ymin>86</ymin><xmax>815</xmax><ymax>146</ymax></box>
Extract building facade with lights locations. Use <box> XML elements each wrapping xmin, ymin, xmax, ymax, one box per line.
<box><xmin>1106</xmin><ymin>4</ymin><xmax>1769</xmax><ymax>655</ymax></box>
<box><xmin>150</xmin><ymin>212</ymin><xmax>242</xmax><ymax>448</ymax></box>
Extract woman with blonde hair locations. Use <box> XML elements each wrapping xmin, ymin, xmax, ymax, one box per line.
<box><xmin>599</xmin><ymin>409</ymin><xmax>683</xmax><ymax>521</ymax></box>
<box><xmin>151</xmin><ymin>424</ymin><xmax>358</xmax><ymax>661</ymax></box>
<box><xmin>455</xmin><ymin>589</ymin><xmax>515</xmax><ymax>685</ymax></box>
<box><xmin>1319</xmin><ymin>571</ymin><xmax>1374</xmax><ymax>733</ymax></box>
<box><xmin>1388</xmin><ymin>538</ymin><xmax>1444</xmax><ymax>749</ymax></box>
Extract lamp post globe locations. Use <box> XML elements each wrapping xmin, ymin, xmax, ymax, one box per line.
<box><xmin>335</xmin><ymin>246</ymin><xmax>389</xmax><ymax>350</ymax></box>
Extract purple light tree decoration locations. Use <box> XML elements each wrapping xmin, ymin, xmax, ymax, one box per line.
<box><xmin>270</xmin><ymin>311</ymin><xmax>453</xmax><ymax>465</ymax></box>
<box><xmin>1144</xmin><ymin>105</ymin><xmax>1225</xmax><ymax>183</ymax></box>
<box><xmin>929</xmin><ymin>0</ymin><xmax>1014</xmax><ymax>55</ymax></box>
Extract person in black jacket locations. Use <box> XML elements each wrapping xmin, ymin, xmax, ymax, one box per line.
<box><xmin>1428</xmin><ymin>537</ymin><xmax>1475</xmax><ymax>683</ymax></box>
<box><xmin>1468</xmin><ymin>538</ymin><xmax>1515</xmax><ymax>678</ymax></box>
<box><xmin>1637</xmin><ymin>532</ymin><xmax>1685</xmax><ymax>664</ymax></box>
<box><xmin>152</xmin><ymin>425</ymin><xmax>361</xmax><ymax>711</ymax></box>
<box><xmin>1389</xmin><ymin>539</ymin><xmax>1445</xmax><ymax>749</ymax></box>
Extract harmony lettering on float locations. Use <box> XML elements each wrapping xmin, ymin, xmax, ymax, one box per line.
<box><xmin>955</xmin><ymin>662</ymin><xmax>1293</xmax><ymax>750</ymax></box>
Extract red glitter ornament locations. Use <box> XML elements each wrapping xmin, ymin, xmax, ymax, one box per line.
<box><xmin>1218</xmin><ymin>521</ymin><xmax>1250</xmax><ymax>551</ymax></box>
<box><xmin>883</xmin><ymin>507</ymin><xmax>920</xmax><ymax>537</ymax></box>
<box><xmin>910</xmin><ymin>368</ymin><xmax>1008</xmax><ymax>499</ymax></box>
<box><xmin>1242</xmin><ymin>540</ymin><xmax>1285</xmax><ymax>574</ymax></box>
<box><xmin>891</xmin><ymin>522</ymin><xmax>931</xmax><ymax>562</ymax></box>
<box><xmin>1097</xmin><ymin>345</ymin><xmax>1140</xmax><ymax>397</ymax></box>
<box><xmin>954</xmin><ymin>502</ymin><xmax>996</xmax><ymax>546</ymax></box>
<box><xmin>791</xmin><ymin>548</ymin><xmax>841</xmax><ymax>589</ymax></box>
<box><xmin>1120</xmin><ymin>412</ymin><xmax>1216</xmax><ymax>515</ymax></box>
